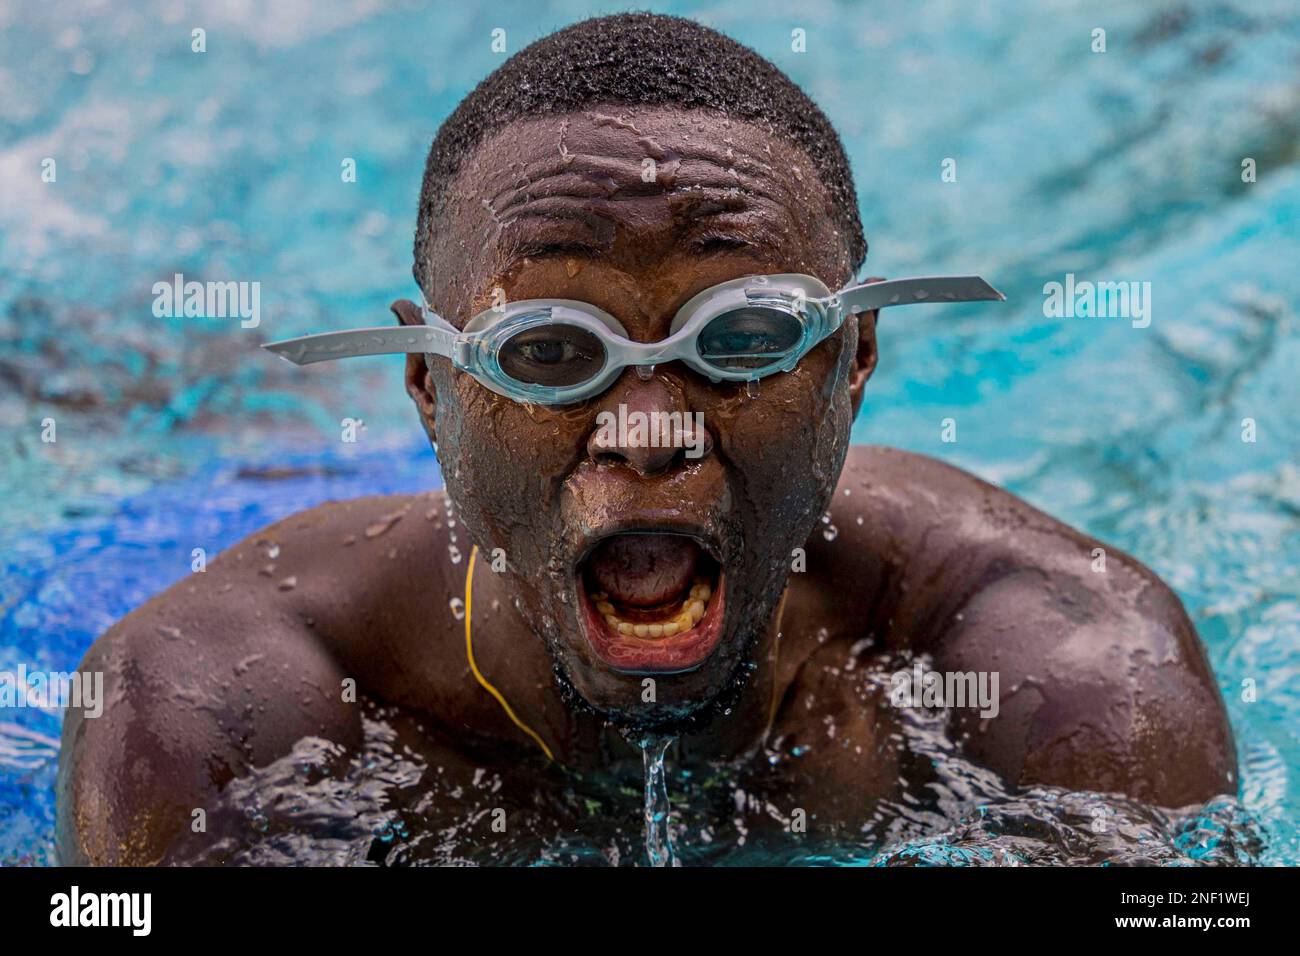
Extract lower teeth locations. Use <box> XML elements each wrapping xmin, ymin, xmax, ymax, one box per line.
<box><xmin>599</xmin><ymin>578</ymin><xmax>713</xmax><ymax>638</ymax></box>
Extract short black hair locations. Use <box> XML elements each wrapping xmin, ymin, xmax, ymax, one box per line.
<box><xmin>414</xmin><ymin>12</ymin><xmax>866</xmax><ymax>293</ymax></box>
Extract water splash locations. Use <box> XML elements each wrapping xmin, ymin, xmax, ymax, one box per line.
<box><xmin>638</xmin><ymin>734</ymin><xmax>679</xmax><ymax>867</ymax></box>
<box><xmin>138</xmin><ymin>696</ymin><xmax>1264</xmax><ymax>867</ymax></box>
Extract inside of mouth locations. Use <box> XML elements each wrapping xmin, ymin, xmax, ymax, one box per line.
<box><xmin>581</xmin><ymin>533</ymin><xmax>720</xmax><ymax>640</ymax></box>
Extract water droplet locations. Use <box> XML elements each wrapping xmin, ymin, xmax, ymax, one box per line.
<box><xmin>449</xmin><ymin>597</ymin><xmax>465</xmax><ymax>620</ymax></box>
<box><xmin>744</xmin><ymin>379</ymin><xmax>760</xmax><ymax>399</ymax></box>
<box><xmin>635</xmin><ymin>364</ymin><xmax>655</xmax><ymax>381</ymax></box>
<box><xmin>365</xmin><ymin>511</ymin><xmax>404</xmax><ymax>538</ymax></box>
<box><xmin>448</xmin><ymin>544</ymin><xmax>462</xmax><ymax>564</ymax></box>
<box><xmin>823</xmin><ymin>524</ymin><xmax>838</xmax><ymax>542</ymax></box>
<box><xmin>278</xmin><ymin>576</ymin><xmax>297</xmax><ymax>591</ymax></box>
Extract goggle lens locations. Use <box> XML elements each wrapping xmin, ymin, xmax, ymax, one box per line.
<box><xmin>497</xmin><ymin>323</ymin><xmax>607</xmax><ymax>386</ymax></box>
<box><xmin>696</xmin><ymin>306</ymin><xmax>804</xmax><ymax>371</ymax></box>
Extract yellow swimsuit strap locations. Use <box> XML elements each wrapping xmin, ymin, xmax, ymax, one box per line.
<box><xmin>464</xmin><ymin>545</ymin><xmax>555</xmax><ymax>762</ymax></box>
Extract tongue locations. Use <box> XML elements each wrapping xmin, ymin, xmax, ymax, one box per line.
<box><xmin>585</xmin><ymin>534</ymin><xmax>701</xmax><ymax>608</ymax></box>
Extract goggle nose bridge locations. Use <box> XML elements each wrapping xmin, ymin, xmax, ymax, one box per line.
<box><xmin>452</xmin><ymin>339</ymin><xmax>475</xmax><ymax>369</ymax></box>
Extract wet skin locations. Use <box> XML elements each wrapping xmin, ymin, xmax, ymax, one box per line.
<box><xmin>57</xmin><ymin>107</ymin><xmax>1237</xmax><ymax>864</ymax></box>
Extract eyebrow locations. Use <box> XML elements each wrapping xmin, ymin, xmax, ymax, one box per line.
<box><xmin>497</xmin><ymin>204</ymin><xmax>617</xmax><ymax>261</ymax></box>
<box><xmin>511</xmin><ymin>236</ymin><xmax>611</xmax><ymax>258</ymax></box>
<box><xmin>497</xmin><ymin>207</ymin><xmax>768</xmax><ymax>271</ymax></box>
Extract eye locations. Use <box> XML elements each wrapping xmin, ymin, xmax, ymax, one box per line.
<box><xmin>517</xmin><ymin>339</ymin><xmax>573</xmax><ymax>365</ymax></box>
<box><xmin>697</xmin><ymin>307</ymin><xmax>804</xmax><ymax>371</ymax></box>
<box><xmin>498</xmin><ymin>324</ymin><xmax>606</xmax><ymax>386</ymax></box>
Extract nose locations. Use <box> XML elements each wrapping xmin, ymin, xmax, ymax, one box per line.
<box><xmin>586</xmin><ymin>371</ymin><xmax>712</xmax><ymax>476</ymax></box>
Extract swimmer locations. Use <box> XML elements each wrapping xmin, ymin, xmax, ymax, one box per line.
<box><xmin>58</xmin><ymin>13</ymin><xmax>1236</xmax><ymax>865</ymax></box>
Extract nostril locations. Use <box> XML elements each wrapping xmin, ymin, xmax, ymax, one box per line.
<box><xmin>586</xmin><ymin>433</ymin><xmax>685</xmax><ymax>476</ymax></box>
<box><xmin>694</xmin><ymin>428</ymin><xmax>714</xmax><ymax>459</ymax></box>
<box><xmin>590</xmin><ymin>446</ymin><xmax>624</xmax><ymax>467</ymax></box>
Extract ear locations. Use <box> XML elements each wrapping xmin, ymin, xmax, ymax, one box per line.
<box><xmin>847</xmin><ymin>277</ymin><xmax>883</xmax><ymax>419</ymax></box>
<box><xmin>392</xmin><ymin>299</ymin><xmax>438</xmax><ymax>442</ymax></box>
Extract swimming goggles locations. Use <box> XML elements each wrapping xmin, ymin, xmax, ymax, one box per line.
<box><xmin>264</xmin><ymin>273</ymin><xmax>1003</xmax><ymax>405</ymax></box>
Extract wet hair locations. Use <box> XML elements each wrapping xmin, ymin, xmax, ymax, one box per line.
<box><xmin>414</xmin><ymin>12</ymin><xmax>867</xmax><ymax>293</ymax></box>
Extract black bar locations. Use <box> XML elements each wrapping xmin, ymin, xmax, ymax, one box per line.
<box><xmin>1</xmin><ymin>865</ymin><xmax>1291</xmax><ymax>941</ymax></box>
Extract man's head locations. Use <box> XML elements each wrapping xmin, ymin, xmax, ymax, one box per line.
<box><xmin>400</xmin><ymin>13</ymin><xmax>878</xmax><ymax>731</ymax></box>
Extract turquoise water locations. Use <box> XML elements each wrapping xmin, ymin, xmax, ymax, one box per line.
<box><xmin>1</xmin><ymin>0</ymin><xmax>1297</xmax><ymax>864</ymax></box>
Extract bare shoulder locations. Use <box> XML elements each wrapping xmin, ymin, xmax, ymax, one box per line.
<box><xmin>808</xmin><ymin>445</ymin><xmax>1236</xmax><ymax>805</ymax></box>
<box><xmin>56</xmin><ymin>490</ymin><xmax>458</xmax><ymax>864</ymax></box>
<box><xmin>822</xmin><ymin>445</ymin><xmax>1191</xmax><ymax>632</ymax></box>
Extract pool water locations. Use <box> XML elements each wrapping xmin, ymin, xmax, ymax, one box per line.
<box><xmin>1</xmin><ymin>0</ymin><xmax>1297</xmax><ymax>865</ymax></box>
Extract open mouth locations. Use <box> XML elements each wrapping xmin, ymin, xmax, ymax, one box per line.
<box><xmin>576</xmin><ymin>532</ymin><xmax>726</xmax><ymax>674</ymax></box>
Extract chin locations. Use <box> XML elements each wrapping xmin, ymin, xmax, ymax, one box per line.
<box><xmin>541</xmin><ymin>527</ymin><xmax>765</xmax><ymax>732</ymax></box>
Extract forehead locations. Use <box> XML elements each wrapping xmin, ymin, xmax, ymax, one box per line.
<box><xmin>424</xmin><ymin>105</ymin><xmax>851</xmax><ymax>317</ymax></box>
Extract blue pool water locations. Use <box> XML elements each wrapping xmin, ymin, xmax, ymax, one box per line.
<box><xmin>1</xmin><ymin>0</ymin><xmax>1297</xmax><ymax>864</ymax></box>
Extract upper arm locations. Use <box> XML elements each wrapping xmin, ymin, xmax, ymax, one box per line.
<box><xmin>833</xmin><ymin>446</ymin><xmax>1236</xmax><ymax>806</ymax></box>
<box><xmin>56</xmin><ymin>589</ymin><xmax>362</xmax><ymax>865</ymax></box>
<box><xmin>931</xmin><ymin>557</ymin><xmax>1237</xmax><ymax>807</ymax></box>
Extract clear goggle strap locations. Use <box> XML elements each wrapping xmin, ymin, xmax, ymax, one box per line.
<box><xmin>836</xmin><ymin>276</ymin><xmax>1005</xmax><ymax>318</ymax></box>
<box><xmin>260</xmin><ymin>320</ymin><xmax>457</xmax><ymax>366</ymax></box>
